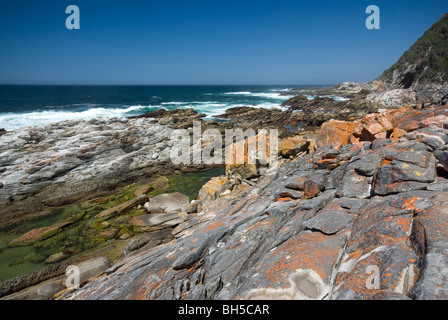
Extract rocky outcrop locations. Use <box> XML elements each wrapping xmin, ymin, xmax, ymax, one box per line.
<box><xmin>0</xmin><ymin>116</ymin><xmax>217</xmax><ymax>228</ymax></box>
<box><xmin>371</xmin><ymin>13</ymin><xmax>448</xmax><ymax>107</ymax></box>
<box><xmin>57</xmin><ymin>104</ymin><xmax>448</xmax><ymax>300</ymax></box>
<box><xmin>282</xmin><ymin>93</ymin><xmax>381</xmax><ymax>127</ymax></box>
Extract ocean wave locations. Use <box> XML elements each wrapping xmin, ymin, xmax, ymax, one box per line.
<box><xmin>223</xmin><ymin>91</ymin><xmax>253</xmax><ymax>95</ymax></box>
<box><xmin>222</xmin><ymin>91</ymin><xmax>287</xmax><ymax>100</ymax></box>
<box><xmin>0</xmin><ymin>105</ymin><xmax>155</xmax><ymax>131</ymax></box>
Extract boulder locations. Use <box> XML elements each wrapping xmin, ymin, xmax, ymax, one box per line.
<box><xmin>279</xmin><ymin>136</ymin><xmax>311</xmax><ymax>158</ymax></box>
<box><xmin>197</xmin><ymin>176</ymin><xmax>231</xmax><ymax>201</ymax></box>
<box><xmin>63</xmin><ymin>257</ymin><xmax>112</xmax><ymax>287</ymax></box>
<box><xmin>317</xmin><ymin>120</ymin><xmax>359</xmax><ymax>150</ymax></box>
<box><xmin>143</xmin><ymin>192</ymin><xmax>190</xmax><ymax>214</ymax></box>
<box><xmin>373</xmin><ymin>151</ymin><xmax>437</xmax><ymax>195</ymax></box>
<box><xmin>130</xmin><ymin>213</ymin><xmax>187</xmax><ymax>231</ymax></box>
<box><xmin>303</xmin><ymin>180</ymin><xmax>319</xmax><ymax>199</ymax></box>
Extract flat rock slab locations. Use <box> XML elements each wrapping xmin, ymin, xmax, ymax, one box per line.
<box><xmin>144</xmin><ymin>192</ymin><xmax>190</xmax><ymax>214</ymax></box>
<box><xmin>96</xmin><ymin>195</ymin><xmax>148</xmax><ymax>219</ymax></box>
<box><xmin>303</xmin><ymin>210</ymin><xmax>356</xmax><ymax>235</ymax></box>
<box><xmin>131</xmin><ymin>213</ymin><xmax>187</xmax><ymax>231</ymax></box>
<box><xmin>63</xmin><ymin>257</ymin><xmax>112</xmax><ymax>286</ymax></box>
<box><xmin>8</xmin><ymin>221</ymin><xmax>73</xmax><ymax>247</ymax></box>
<box><xmin>239</xmin><ymin>231</ymin><xmax>348</xmax><ymax>300</ymax></box>
<box><xmin>409</xmin><ymin>193</ymin><xmax>448</xmax><ymax>299</ymax></box>
<box><xmin>334</xmin><ymin>244</ymin><xmax>418</xmax><ymax>299</ymax></box>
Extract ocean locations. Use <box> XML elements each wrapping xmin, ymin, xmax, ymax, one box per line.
<box><xmin>0</xmin><ymin>85</ymin><xmax>342</xmax><ymax>131</ymax></box>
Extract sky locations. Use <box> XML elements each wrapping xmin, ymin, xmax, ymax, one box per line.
<box><xmin>0</xmin><ymin>0</ymin><xmax>447</xmax><ymax>85</ymax></box>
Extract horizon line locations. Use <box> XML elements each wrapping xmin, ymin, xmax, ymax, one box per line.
<box><xmin>0</xmin><ymin>83</ymin><xmax>339</xmax><ymax>87</ymax></box>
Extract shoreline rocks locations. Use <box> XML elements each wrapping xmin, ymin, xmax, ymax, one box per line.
<box><xmin>54</xmin><ymin>103</ymin><xmax>448</xmax><ymax>300</ymax></box>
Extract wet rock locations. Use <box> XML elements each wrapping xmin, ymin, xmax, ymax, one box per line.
<box><xmin>96</xmin><ymin>195</ymin><xmax>149</xmax><ymax>219</ymax></box>
<box><xmin>133</xmin><ymin>185</ymin><xmax>153</xmax><ymax>197</ymax></box>
<box><xmin>46</xmin><ymin>251</ymin><xmax>72</xmax><ymax>264</ymax></box>
<box><xmin>8</xmin><ymin>221</ymin><xmax>73</xmax><ymax>247</ymax></box>
<box><xmin>97</xmin><ymin>228</ymin><xmax>120</xmax><ymax>239</ymax></box>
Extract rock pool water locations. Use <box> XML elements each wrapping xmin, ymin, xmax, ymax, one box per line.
<box><xmin>0</xmin><ymin>167</ymin><xmax>225</xmax><ymax>284</ymax></box>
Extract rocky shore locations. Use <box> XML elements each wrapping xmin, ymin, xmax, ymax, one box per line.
<box><xmin>51</xmin><ymin>102</ymin><xmax>448</xmax><ymax>300</ymax></box>
<box><xmin>1</xmin><ymin>12</ymin><xmax>448</xmax><ymax>300</ymax></box>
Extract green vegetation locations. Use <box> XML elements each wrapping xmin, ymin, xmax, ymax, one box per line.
<box><xmin>0</xmin><ymin>167</ymin><xmax>225</xmax><ymax>283</ymax></box>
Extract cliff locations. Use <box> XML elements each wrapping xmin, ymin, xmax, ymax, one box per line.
<box><xmin>368</xmin><ymin>13</ymin><xmax>448</xmax><ymax>107</ymax></box>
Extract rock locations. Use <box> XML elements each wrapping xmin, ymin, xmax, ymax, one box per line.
<box><xmin>143</xmin><ymin>192</ymin><xmax>190</xmax><ymax>214</ymax></box>
<box><xmin>225</xmin><ymin>131</ymin><xmax>278</xmax><ymax>180</ymax></box>
<box><xmin>373</xmin><ymin>150</ymin><xmax>437</xmax><ymax>195</ymax></box>
<box><xmin>438</xmin><ymin>152</ymin><xmax>448</xmax><ymax>172</ymax></box>
<box><xmin>119</xmin><ymin>233</ymin><xmax>133</xmax><ymax>240</ymax></box>
<box><xmin>153</xmin><ymin>176</ymin><xmax>169</xmax><ymax>190</ymax></box>
<box><xmin>97</xmin><ymin>228</ymin><xmax>120</xmax><ymax>239</ymax></box>
<box><xmin>37</xmin><ymin>102</ymin><xmax>448</xmax><ymax>301</ymax></box>
<box><xmin>95</xmin><ymin>195</ymin><xmax>148</xmax><ymax>219</ymax></box>
<box><xmin>303</xmin><ymin>211</ymin><xmax>356</xmax><ymax>235</ymax></box>
<box><xmin>0</xmin><ymin>116</ymin><xmax>212</xmax><ymax>229</ymax></box>
<box><xmin>64</xmin><ymin>257</ymin><xmax>112</xmax><ymax>287</ymax></box>
<box><xmin>279</xmin><ymin>136</ymin><xmax>311</xmax><ymax>158</ymax></box>
<box><xmin>197</xmin><ymin>176</ymin><xmax>231</xmax><ymax>201</ymax></box>
<box><xmin>409</xmin><ymin>193</ymin><xmax>448</xmax><ymax>299</ymax></box>
<box><xmin>45</xmin><ymin>251</ymin><xmax>72</xmax><ymax>264</ymax></box>
<box><xmin>133</xmin><ymin>185</ymin><xmax>153</xmax><ymax>197</ymax></box>
<box><xmin>2</xmin><ymin>277</ymin><xmax>65</xmax><ymax>300</ymax></box>
<box><xmin>36</xmin><ymin>281</ymin><xmax>65</xmax><ymax>300</ymax></box>
<box><xmin>186</xmin><ymin>200</ymin><xmax>204</xmax><ymax>214</ymax></box>
<box><xmin>123</xmin><ymin>229</ymin><xmax>173</xmax><ymax>255</ymax></box>
<box><xmin>0</xmin><ymin>182</ymin><xmax>3</xmax><ymax>189</ymax></box>
<box><xmin>303</xmin><ymin>180</ymin><xmax>319</xmax><ymax>199</ymax></box>
<box><xmin>317</xmin><ymin>120</ymin><xmax>359</xmax><ymax>150</ymax></box>
<box><xmin>130</xmin><ymin>213</ymin><xmax>187</xmax><ymax>231</ymax></box>
<box><xmin>8</xmin><ymin>221</ymin><xmax>73</xmax><ymax>247</ymax></box>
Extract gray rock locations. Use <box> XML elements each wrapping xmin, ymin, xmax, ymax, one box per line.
<box><xmin>65</xmin><ymin>257</ymin><xmax>112</xmax><ymax>286</ymax></box>
<box><xmin>131</xmin><ymin>213</ymin><xmax>187</xmax><ymax>230</ymax></box>
<box><xmin>144</xmin><ymin>192</ymin><xmax>190</xmax><ymax>214</ymax></box>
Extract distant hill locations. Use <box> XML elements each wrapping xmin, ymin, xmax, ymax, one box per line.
<box><xmin>379</xmin><ymin>12</ymin><xmax>448</xmax><ymax>88</ymax></box>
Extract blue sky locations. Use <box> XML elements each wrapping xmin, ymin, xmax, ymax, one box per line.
<box><xmin>0</xmin><ymin>0</ymin><xmax>447</xmax><ymax>85</ymax></box>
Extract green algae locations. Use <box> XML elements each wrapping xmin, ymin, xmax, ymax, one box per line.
<box><xmin>0</xmin><ymin>167</ymin><xmax>225</xmax><ymax>284</ymax></box>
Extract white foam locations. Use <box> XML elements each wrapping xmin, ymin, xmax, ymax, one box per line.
<box><xmin>0</xmin><ymin>105</ymin><xmax>153</xmax><ymax>131</ymax></box>
<box><xmin>223</xmin><ymin>91</ymin><xmax>253</xmax><ymax>95</ymax></box>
